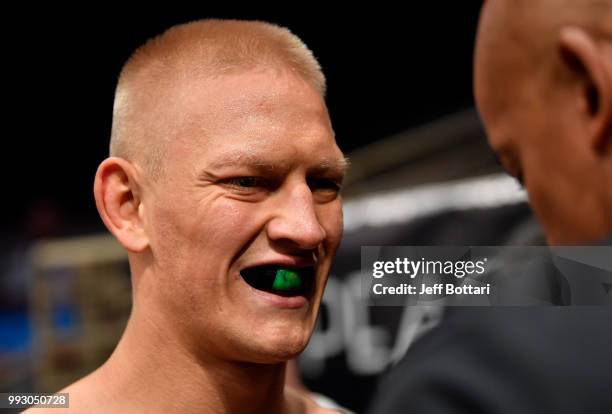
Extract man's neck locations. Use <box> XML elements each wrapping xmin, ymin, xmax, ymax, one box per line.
<box><xmin>88</xmin><ymin>308</ymin><xmax>294</xmax><ymax>414</ymax></box>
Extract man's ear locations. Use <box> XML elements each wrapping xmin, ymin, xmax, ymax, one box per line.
<box><xmin>558</xmin><ymin>26</ymin><xmax>612</xmax><ymax>153</ymax></box>
<box><xmin>94</xmin><ymin>157</ymin><xmax>149</xmax><ymax>253</ymax></box>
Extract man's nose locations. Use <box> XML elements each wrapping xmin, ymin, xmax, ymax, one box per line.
<box><xmin>266</xmin><ymin>183</ymin><xmax>326</xmax><ymax>250</ymax></box>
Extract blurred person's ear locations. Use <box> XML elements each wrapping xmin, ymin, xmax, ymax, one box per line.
<box><xmin>94</xmin><ymin>157</ymin><xmax>149</xmax><ymax>252</ymax></box>
<box><xmin>558</xmin><ymin>26</ymin><xmax>612</xmax><ymax>154</ymax></box>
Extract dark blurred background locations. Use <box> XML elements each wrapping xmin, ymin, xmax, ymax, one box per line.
<box><xmin>2</xmin><ymin>4</ymin><xmax>542</xmax><ymax>413</ymax></box>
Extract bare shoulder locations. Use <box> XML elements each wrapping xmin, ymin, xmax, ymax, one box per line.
<box><xmin>306</xmin><ymin>402</ymin><xmax>346</xmax><ymax>414</ymax></box>
<box><xmin>21</xmin><ymin>406</ymin><xmax>72</xmax><ymax>414</ymax></box>
<box><xmin>28</xmin><ymin>372</ymin><xmax>114</xmax><ymax>414</ymax></box>
<box><xmin>19</xmin><ymin>382</ymin><xmax>91</xmax><ymax>414</ymax></box>
<box><xmin>285</xmin><ymin>386</ymin><xmax>346</xmax><ymax>414</ymax></box>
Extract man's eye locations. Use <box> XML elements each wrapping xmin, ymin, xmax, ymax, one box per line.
<box><xmin>228</xmin><ymin>177</ymin><xmax>261</xmax><ymax>188</ymax></box>
<box><xmin>221</xmin><ymin>177</ymin><xmax>268</xmax><ymax>192</ymax></box>
<box><xmin>308</xmin><ymin>178</ymin><xmax>342</xmax><ymax>199</ymax></box>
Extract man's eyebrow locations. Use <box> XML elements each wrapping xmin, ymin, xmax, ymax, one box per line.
<box><xmin>206</xmin><ymin>153</ymin><xmax>284</xmax><ymax>171</ymax></box>
<box><xmin>205</xmin><ymin>152</ymin><xmax>350</xmax><ymax>174</ymax></box>
<box><xmin>311</xmin><ymin>156</ymin><xmax>350</xmax><ymax>175</ymax></box>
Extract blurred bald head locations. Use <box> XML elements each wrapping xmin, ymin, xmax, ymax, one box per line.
<box><xmin>476</xmin><ymin>0</ymin><xmax>612</xmax><ymax>116</ymax></box>
<box><xmin>109</xmin><ymin>19</ymin><xmax>326</xmax><ymax>178</ymax></box>
<box><xmin>475</xmin><ymin>0</ymin><xmax>612</xmax><ymax>244</ymax></box>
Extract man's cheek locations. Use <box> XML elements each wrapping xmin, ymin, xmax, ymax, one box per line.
<box><xmin>206</xmin><ymin>200</ymin><xmax>260</xmax><ymax>240</ymax></box>
<box><xmin>321</xmin><ymin>203</ymin><xmax>344</xmax><ymax>251</ymax></box>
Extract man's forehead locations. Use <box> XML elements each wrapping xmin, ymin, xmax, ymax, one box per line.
<box><xmin>127</xmin><ymin>64</ymin><xmax>328</xmax><ymax>129</ymax></box>
<box><xmin>183</xmin><ymin>67</ymin><xmax>327</xmax><ymax>117</ymax></box>
<box><xmin>172</xmin><ymin>70</ymin><xmax>332</xmax><ymax>145</ymax></box>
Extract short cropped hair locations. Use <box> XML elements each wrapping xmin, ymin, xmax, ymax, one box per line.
<box><xmin>109</xmin><ymin>19</ymin><xmax>326</xmax><ymax>178</ymax></box>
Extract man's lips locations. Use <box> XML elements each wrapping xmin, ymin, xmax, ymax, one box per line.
<box><xmin>239</xmin><ymin>264</ymin><xmax>315</xmax><ymax>297</ymax></box>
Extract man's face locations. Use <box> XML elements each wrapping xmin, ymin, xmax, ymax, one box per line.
<box><xmin>474</xmin><ymin>1</ymin><xmax>597</xmax><ymax>244</ymax></box>
<box><xmin>140</xmin><ymin>68</ymin><xmax>345</xmax><ymax>363</ymax></box>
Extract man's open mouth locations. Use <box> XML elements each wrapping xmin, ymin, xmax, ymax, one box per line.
<box><xmin>240</xmin><ymin>265</ymin><xmax>314</xmax><ymax>297</ymax></box>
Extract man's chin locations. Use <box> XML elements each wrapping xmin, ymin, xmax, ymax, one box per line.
<box><xmin>247</xmin><ymin>347</ymin><xmax>305</xmax><ymax>364</ymax></box>
<box><xmin>236</xmin><ymin>328</ymin><xmax>311</xmax><ymax>364</ymax></box>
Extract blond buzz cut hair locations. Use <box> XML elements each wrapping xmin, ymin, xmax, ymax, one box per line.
<box><xmin>109</xmin><ymin>19</ymin><xmax>327</xmax><ymax>178</ymax></box>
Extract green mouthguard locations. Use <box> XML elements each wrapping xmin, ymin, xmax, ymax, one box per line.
<box><xmin>272</xmin><ymin>268</ymin><xmax>302</xmax><ymax>291</ymax></box>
